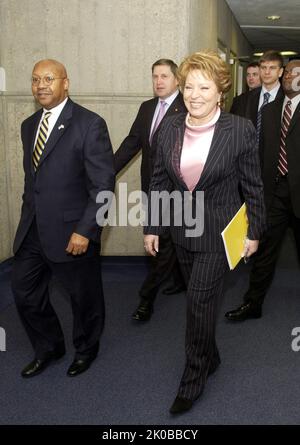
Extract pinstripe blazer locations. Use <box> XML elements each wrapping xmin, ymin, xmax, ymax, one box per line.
<box><xmin>144</xmin><ymin>111</ymin><xmax>266</xmax><ymax>252</ymax></box>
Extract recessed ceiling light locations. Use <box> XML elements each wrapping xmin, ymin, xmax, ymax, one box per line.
<box><xmin>253</xmin><ymin>52</ymin><xmax>263</xmax><ymax>57</ymax></box>
<box><xmin>267</xmin><ymin>15</ymin><xmax>280</xmax><ymax>20</ymax></box>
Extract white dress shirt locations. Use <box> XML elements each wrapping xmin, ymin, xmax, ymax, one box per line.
<box><xmin>281</xmin><ymin>93</ymin><xmax>300</xmax><ymax>119</ymax></box>
<box><xmin>258</xmin><ymin>83</ymin><xmax>281</xmax><ymax>111</ymax></box>
<box><xmin>149</xmin><ymin>90</ymin><xmax>179</xmax><ymax>136</ymax></box>
<box><xmin>33</xmin><ymin>97</ymin><xmax>68</xmax><ymax>148</ymax></box>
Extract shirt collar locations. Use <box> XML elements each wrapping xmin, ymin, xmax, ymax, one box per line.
<box><xmin>159</xmin><ymin>89</ymin><xmax>179</xmax><ymax>106</ymax></box>
<box><xmin>43</xmin><ymin>97</ymin><xmax>68</xmax><ymax>118</ymax></box>
<box><xmin>261</xmin><ymin>83</ymin><xmax>280</xmax><ymax>100</ymax></box>
<box><xmin>283</xmin><ymin>93</ymin><xmax>300</xmax><ymax>111</ymax></box>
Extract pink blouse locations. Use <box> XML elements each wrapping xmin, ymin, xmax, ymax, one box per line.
<box><xmin>180</xmin><ymin>107</ymin><xmax>221</xmax><ymax>191</ymax></box>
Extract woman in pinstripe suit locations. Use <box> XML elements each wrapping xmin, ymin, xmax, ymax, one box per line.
<box><xmin>143</xmin><ymin>51</ymin><xmax>266</xmax><ymax>414</ymax></box>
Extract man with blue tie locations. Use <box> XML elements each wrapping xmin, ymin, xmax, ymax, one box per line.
<box><xmin>225</xmin><ymin>59</ymin><xmax>300</xmax><ymax>321</ymax></box>
<box><xmin>11</xmin><ymin>59</ymin><xmax>115</xmax><ymax>377</ymax></box>
<box><xmin>230</xmin><ymin>51</ymin><xmax>284</xmax><ymax>137</ymax></box>
<box><xmin>114</xmin><ymin>59</ymin><xmax>186</xmax><ymax>322</ymax></box>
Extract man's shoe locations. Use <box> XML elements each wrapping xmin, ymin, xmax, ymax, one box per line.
<box><xmin>225</xmin><ymin>302</ymin><xmax>262</xmax><ymax>322</ymax></box>
<box><xmin>132</xmin><ymin>300</ymin><xmax>153</xmax><ymax>321</ymax></box>
<box><xmin>21</xmin><ymin>350</ymin><xmax>65</xmax><ymax>378</ymax></box>
<box><xmin>67</xmin><ymin>357</ymin><xmax>95</xmax><ymax>377</ymax></box>
<box><xmin>169</xmin><ymin>396</ymin><xmax>193</xmax><ymax>414</ymax></box>
<box><xmin>162</xmin><ymin>284</ymin><xmax>186</xmax><ymax>295</ymax></box>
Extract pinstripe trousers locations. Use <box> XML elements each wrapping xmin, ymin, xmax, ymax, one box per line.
<box><xmin>175</xmin><ymin>245</ymin><xmax>228</xmax><ymax>401</ymax></box>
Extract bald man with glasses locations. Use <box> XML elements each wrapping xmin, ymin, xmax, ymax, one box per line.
<box><xmin>11</xmin><ymin>59</ymin><xmax>115</xmax><ymax>378</ymax></box>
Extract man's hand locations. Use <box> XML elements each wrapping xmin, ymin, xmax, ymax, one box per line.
<box><xmin>242</xmin><ymin>238</ymin><xmax>259</xmax><ymax>262</ymax></box>
<box><xmin>144</xmin><ymin>234</ymin><xmax>159</xmax><ymax>256</ymax></box>
<box><xmin>66</xmin><ymin>233</ymin><xmax>89</xmax><ymax>255</ymax></box>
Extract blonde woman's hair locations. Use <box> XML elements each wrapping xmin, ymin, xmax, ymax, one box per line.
<box><xmin>178</xmin><ymin>50</ymin><xmax>232</xmax><ymax>107</ymax></box>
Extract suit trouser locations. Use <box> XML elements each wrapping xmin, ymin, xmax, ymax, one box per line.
<box><xmin>11</xmin><ymin>219</ymin><xmax>104</xmax><ymax>360</ymax></box>
<box><xmin>139</xmin><ymin>230</ymin><xmax>184</xmax><ymax>302</ymax></box>
<box><xmin>244</xmin><ymin>175</ymin><xmax>300</xmax><ymax>306</ymax></box>
<box><xmin>174</xmin><ymin>245</ymin><xmax>227</xmax><ymax>401</ymax></box>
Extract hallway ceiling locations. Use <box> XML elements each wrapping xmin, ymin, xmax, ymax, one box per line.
<box><xmin>226</xmin><ymin>0</ymin><xmax>300</xmax><ymax>54</ymax></box>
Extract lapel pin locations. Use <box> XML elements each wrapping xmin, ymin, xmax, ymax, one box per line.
<box><xmin>58</xmin><ymin>124</ymin><xmax>64</xmax><ymax>130</ymax></box>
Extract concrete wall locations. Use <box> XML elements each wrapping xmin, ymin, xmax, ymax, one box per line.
<box><xmin>217</xmin><ymin>0</ymin><xmax>253</xmax><ymax>103</ymax></box>
<box><xmin>0</xmin><ymin>0</ymin><xmax>252</xmax><ymax>261</ymax></box>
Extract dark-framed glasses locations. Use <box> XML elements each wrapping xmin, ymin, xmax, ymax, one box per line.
<box><xmin>31</xmin><ymin>76</ymin><xmax>66</xmax><ymax>86</ymax></box>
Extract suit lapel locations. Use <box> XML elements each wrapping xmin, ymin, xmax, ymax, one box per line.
<box><xmin>172</xmin><ymin>120</ymin><xmax>189</xmax><ymax>190</ymax></box>
<box><xmin>165</xmin><ymin>93</ymin><xmax>186</xmax><ymax>115</ymax></box>
<box><xmin>29</xmin><ymin>109</ymin><xmax>43</xmax><ymax>176</ymax></box>
<box><xmin>273</xmin><ymin>97</ymin><xmax>284</xmax><ymax>138</ymax></box>
<box><xmin>287</xmin><ymin>100</ymin><xmax>300</xmax><ymax>134</ymax></box>
<box><xmin>146</xmin><ymin>98</ymin><xmax>158</xmax><ymax>142</ymax></box>
<box><xmin>153</xmin><ymin>93</ymin><xmax>186</xmax><ymax>140</ymax></box>
<box><xmin>196</xmin><ymin>112</ymin><xmax>233</xmax><ymax>190</ymax></box>
<box><xmin>36</xmin><ymin>98</ymin><xmax>73</xmax><ymax>170</ymax></box>
<box><xmin>248</xmin><ymin>87</ymin><xmax>260</xmax><ymax>126</ymax></box>
<box><xmin>263</xmin><ymin>98</ymin><xmax>283</xmax><ymax>170</ymax></box>
<box><xmin>275</xmin><ymin>87</ymin><xmax>284</xmax><ymax>100</ymax></box>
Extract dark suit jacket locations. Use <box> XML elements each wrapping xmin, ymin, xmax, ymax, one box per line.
<box><xmin>260</xmin><ymin>96</ymin><xmax>300</xmax><ymax>217</ymax></box>
<box><xmin>144</xmin><ymin>111</ymin><xmax>266</xmax><ymax>252</ymax></box>
<box><xmin>114</xmin><ymin>92</ymin><xmax>186</xmax><ymax>193</ymax></box>
<box><xmin>13</xmin><ymin>98</ymin><xmax>115</xmax><ymax>262</ymax></box>
<box><xmin>245</xmin><ymin>85</ymin><xmax>284</xmax><ymax>127</ymax></box>
<box><xmin>230</xmin><ymin>91</ymin><xmax>249</xmax><ymax>117</ymax></box>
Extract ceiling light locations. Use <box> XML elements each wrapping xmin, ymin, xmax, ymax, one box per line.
<box><xmin>267</xmin><ymin>15</ymin><xmax>280</xmax><ymax>20</ymax></box>
<box><xmin>253</xmin><ymin>51</ymin><xmax>298</xmax><ymax>57</ymax></box>
<box><xmin>280</xmin><ymin>51</ymin><xmax>298</xmax><ymax>56</ymax></box>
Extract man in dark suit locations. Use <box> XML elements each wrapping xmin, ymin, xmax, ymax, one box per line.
<box><xmin>115</xmin><ymin>59</ymin><xmax>186</xmax><ymax>322</ymax></box>
<box><xmin>230</xmin><ymin>62</ymin><xmax>261</xmax><ymax>117</ymax></box>
<box><xmin>230</xmin><ymin>51</ymin><xmax>284</xmax><ymax>128</ymax></box>
<box><xmin>11</xmin><ymin>59</ymin><xmax>115</xmax><ymax>377</ymax></box>
<box><xmin>225</xmin><ymin>59</ymin><xmax>300</xmax><ymax>321</ymax></box>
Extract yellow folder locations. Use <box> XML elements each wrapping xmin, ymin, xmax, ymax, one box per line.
<box><xmin>221</xmin><ymin>203</ymin><xmax>249</xmax><ymax>270</ymax></box>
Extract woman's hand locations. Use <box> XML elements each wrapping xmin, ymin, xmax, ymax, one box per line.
<box><xmin>242</xmin><ymin>238</ymin><xmax>259</xmax><ymax>262</ymax></box>
<box><xmin>144</xmin><ymin>235</ymin><xmax>159</xmax><ymax>256</ymax></box>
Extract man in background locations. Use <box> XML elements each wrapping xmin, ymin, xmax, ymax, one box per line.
<box><xmin>231</xmin><ymin>51</ymin><xmax>284</xmax><ymax>127</ymax></box>
<box><xmin>246</xmin><ymin>62</ymin><xmax>261</xmax><ymax>91</ymax></box>
<box><xmin>114</xmin><ymin>59</ymin><xmax>186</xmax><ymax>322</ymax></box>
<box><xmin>230</xmin><ymin>62</ymin><xmax>261</xmax><ymax>116</ymax></box>
<box><xmin>225</xmin><ymin>60</ymin><xmax>300</xmax><ymax>321</ymax></box>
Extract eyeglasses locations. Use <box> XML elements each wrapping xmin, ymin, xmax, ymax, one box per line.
<box><xmin>31</xmin><ymin>76</ymin><xmax>66</xmax><ymax>86</ymax></box>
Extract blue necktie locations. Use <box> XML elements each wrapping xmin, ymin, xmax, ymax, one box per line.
<box><xmin>256</xmin><ymin>92</ymin><xmax>270</xmax><ymax>144</ymax></box>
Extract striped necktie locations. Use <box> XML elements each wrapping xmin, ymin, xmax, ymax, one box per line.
<box><xmin>32</xmin><ymin>111</ymin><xmax>51</xmax><ymax>170</ymax></box>
<box><xmin>278</xmin><ymin>100</ymin><xmax>292</xmax><ymax>176</ymax></box>
<box><xmin>256</xmin><ymin>92</ymin><xmax>270</xmax><ymax>144</ymax></box>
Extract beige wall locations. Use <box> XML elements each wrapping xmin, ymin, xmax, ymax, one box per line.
<box><xmin>0</xmin><ymin>0</ymin><xmax>252</xmax><ymax>261</ymax></box>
